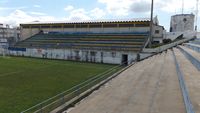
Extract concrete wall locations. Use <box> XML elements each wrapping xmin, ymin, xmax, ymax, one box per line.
<box><xmin>7</xmin><ymin>48</ymin><xmax>137</xmax><ymax>64</ymax></box>
<box><xmin>170</xmin><ymin>14</ymin><xmax>195</xmax><ymax>32</ymax></box>
<box><xmin>21</xmin><ymin>28</ymin><xmax>40</xmax><ymax>41</ymax></box>
<box><xmin>153</xmin><ymin>25</ymin><xmax>163</xmax><ymax>38</ymax></box>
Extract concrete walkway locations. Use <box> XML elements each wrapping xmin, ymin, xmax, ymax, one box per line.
<box><xmin>66</xmin><ymin>50</ymin><xmax>186</xmax><ymax>113</ymax></box>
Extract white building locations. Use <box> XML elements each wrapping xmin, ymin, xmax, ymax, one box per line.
<box><xmin>170</xmin><ymin>14</ymin><xmax>195</xmax><ymax>32</ymax></box>
<box><xmin>0</xmin><ymin>23</ymin><xmax>20</xmax><ymax>43</ymax></box>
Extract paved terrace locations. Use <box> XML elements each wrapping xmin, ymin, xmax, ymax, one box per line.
<box><xmin>64</xmin><ymin>45</ymin><xmax>200</xmax><ymax>113</ymax></box>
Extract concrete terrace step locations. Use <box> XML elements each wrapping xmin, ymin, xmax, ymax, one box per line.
<box><xmin>174</xmin><ymin>48</ymin><xmax>200</xmax><ymax>112</ymax></box>
<box><xmin>180</xmin><ymin>45</ymin><xmax>200</xmax><ymax>61</ymax></box>
<box><xmin>64</xmin><ymin>51</ymin><xmax>185</xmax><ymax>113</ymax></box>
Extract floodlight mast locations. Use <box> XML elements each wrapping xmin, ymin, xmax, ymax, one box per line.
<box><xmin>149</xmin><ymin>0</ymin><xmax>154</xmax><ymax>47</ymax></box>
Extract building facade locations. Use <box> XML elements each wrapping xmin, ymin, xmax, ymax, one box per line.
<box><xmin>20</xmin><ymin>18</ymin><xmax>163</xmax><ymax>41</ymax></box>
<box><xmin>0</xmin><ymin>24</ymin><xmax>20</xmax><ymax>45</ymax></box>
<box><xmin>170</xmin><ymin>14</ymin><xmax>195</xmax><ymax>32</ymax></box>
<box><xmin>14</xmin><ymin>18</ymin><xmax>164</xmax><ymax>64</ymax></box>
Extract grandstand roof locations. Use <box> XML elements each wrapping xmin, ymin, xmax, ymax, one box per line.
<box><xmin>21</xmin><ymin>18</ymin><xmax>151</xmax><ymax>25</ymax></box>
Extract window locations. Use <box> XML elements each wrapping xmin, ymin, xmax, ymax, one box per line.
<box><xmin>90</xmin><ymin>51</ymin><xmax>96</xmax><ymax>56</ymax></box>
<box><xmin>111</xmin><ymin>52</ymin><xmax>116</xmax><ymax>57</ymax></box>
<box><xmin>155</xmin><ymin>30</ymin><xmax>160</xmax><ymax>34</ymax></box>
<box><xmin>75</xmin><ymin>51</ymin><xmax>79</xmax><ymax>56</ymax></box>
<box><xmin>183</xmin><ymin>18</ymin><xmax>187</xmax><ymax>22</ymax></box>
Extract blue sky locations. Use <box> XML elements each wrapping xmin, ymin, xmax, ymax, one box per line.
<box><xmin>0</xmin><ymin>0</ymin><xmax>199</xmax><ymax>31</ymax></box>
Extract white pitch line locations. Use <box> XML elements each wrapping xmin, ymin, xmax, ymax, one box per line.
<box><xmin>0</xmin><ymin>71</ymin><xmax>22</xmax><ymax>77</ymax></box>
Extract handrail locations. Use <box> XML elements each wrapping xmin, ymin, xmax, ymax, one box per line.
<box><xmin>184</xmin><ymin>43</ymin><xmax>200</xmax><ymax>53</ymax></box>
<box><xmin>20</xmin><ymin>61</ymin><xmax>129</xmax><ymax>113</ymax></box>
<box><xmin>178</xmin><ymin>46</ymin><xmax>200</xmax><ymax>71</ymax></box>
<box><xmin>143</xmin><ymin>37</ymin><xmax>195</xmax><ymax>53</ymax></box>
<box><xmin>172</xmin><ymin>49</ymin><xmax>195</xmax><ymax>113</ymax></box>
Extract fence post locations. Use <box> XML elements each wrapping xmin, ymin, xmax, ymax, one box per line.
<box><xmin>62</xmin><ymin>93</ymin><xmax>65</xmax><ymax>105</ymax></box>
<box><xmin>40</xmin><ymin>103</ymin><xmax>43</xmax><ymax>113</ymax></box>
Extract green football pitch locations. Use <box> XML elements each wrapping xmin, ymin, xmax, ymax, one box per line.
<box><xmin>0</xmin><ymin>56</ymin><xmax>116</xmax><ymax>113</ymax></box>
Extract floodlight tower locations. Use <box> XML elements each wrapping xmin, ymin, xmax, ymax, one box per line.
<box><xmin>149</xmin><ymin>0</ymin><xmax>154</xmax><ymax>47</ymax></box>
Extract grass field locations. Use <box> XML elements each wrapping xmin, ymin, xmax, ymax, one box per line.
<box><xmin>0</xmin><ymin>56</ymin><xmax>115</xmax><ymax>113</ymax></box>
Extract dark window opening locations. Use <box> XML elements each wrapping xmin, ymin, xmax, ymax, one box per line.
<box><xmin>91</xmin><ymin>51</ymin><xmax>96</xmax><ymax>56</ymax></box>
<box><xmin>111</xmin><ymin>52</ymin><xmax>116</xmax><ymax>57</ymax></box>
<box><xmin>155</xmin><ymin>30</ymin><xmax>160</xmax><ymax>34</ymax></box>
<box><xmin>122</xmin><ymin>54</ymin><xmax>128</xmax><ymax>65</ymax></box>
<box><xmin>183</xmin><ymin>18</ymin><xmax>187</xmax><ymax>22</ymax></box>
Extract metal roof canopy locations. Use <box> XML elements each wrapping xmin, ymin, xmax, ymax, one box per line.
<box><xmin>20</xmin><ymin>18</ymin><xmax>151</xmax><ymax>25</ymax></box>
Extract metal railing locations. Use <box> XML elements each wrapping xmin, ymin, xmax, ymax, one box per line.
<box><xmin>178</xmin><ymin>46</ymin><xmax>200</xmax><ymax>71</ymax></box>
<box><xmin>172</xmin><ymin>49</ymin><xmax>195</xmax><ymax>113</ymax></box>
<box><xmin>184</xmin><ymin>43</ymin><xmax>200</xmax><ymax>53</ymax></box>
<box><xmin>143</xmin><ymin>37</ymin><xmax>195</xmax><ymax>53</ymax></box>
<box><xmin>20</xmin><ymin>62</ymin><xmax>129</xmax><ymax>113</ymax></box>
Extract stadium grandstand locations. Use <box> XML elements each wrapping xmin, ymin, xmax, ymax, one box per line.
<box><xmin>12</xmin><ymin>18</ymin><xmax>164</xmax><ymax>64</ymax></box>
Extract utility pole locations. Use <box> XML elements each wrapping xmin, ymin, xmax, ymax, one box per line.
<box><xmin>149</xmin><ymin>0</ymin><xmax>154</xmax><ymax>47</ymax></box>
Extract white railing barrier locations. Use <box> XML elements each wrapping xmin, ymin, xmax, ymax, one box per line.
<box><xmin>143</xmin><ymin>37</ymin><xmax>195</xmax><ymax>53</ymax></box>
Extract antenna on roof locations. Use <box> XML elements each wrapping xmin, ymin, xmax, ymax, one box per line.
<box><xmin>195</xmin><ymin>0</ymin><xmax>199</xmax><ymax>31</ymax></box>
<box><xmin>182</xmin><ymin>0</ymin><xmax>184</xmax><ymax>14</ymax></box>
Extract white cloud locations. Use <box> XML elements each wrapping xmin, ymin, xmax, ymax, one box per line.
<box><xmin>98</xmin><ymin>0</ymin><xmax>197</xmax><ymax>16</ymax></box>
<box><xmin>64</xmin><ymin>6</ymin><xmax>106</xmax><ymax>20</ymax></box>
<box><xmin>33</xmin><ymin>5</ymin><xmax>41</xmax><ymax>8</ymax></box>
<box><xmin>29</xmin><ymin>12</ymin><xmax>46</xmax><ymax>16</ymax></box>
<box><xmin>98</xmin><ymin>0</ymin><xmax>132</xmax><ymax>16</ymax></box>
<box><xmin>67</xmin><ymin>8</ymin><xmax>91</xmax><ymax>20</ymax></box>
<box><xmin>90</xmin><ymin>8</ymin><xmax>106</xmax><ymax>19</ymax></box>
<box><xmin>64</xmin><ymin>5</ymin><xmax>74</xmax><ymax>11</ymax></box>
<box><xmin>0</xmin><ymin>10</ymin><xmax>56</xmax><ymax>27</ymax></box>
<box><xmin>156</xmin><ymin>0</ymin><xmax>196</xmax><ymax>13</ymax></box>
<box><xmin>130</xmin><ymin>0</ymin><xmax>151</xmax><ymax>13</ymax></box>
<box><xmin>0</xmin><ymin>7</ymin><xmax>14</xmax><ymax>11</ymax></box>
<box><xmin>0</xmin><ymin>6</ymin><xmax>27</xmax><ymax>11</ymax></box>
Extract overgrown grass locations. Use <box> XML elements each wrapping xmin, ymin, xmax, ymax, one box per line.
<box><xmin>0</xmin><ymin>56</ymin><xmax>115</xmax><ymax>113</ymax></box>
